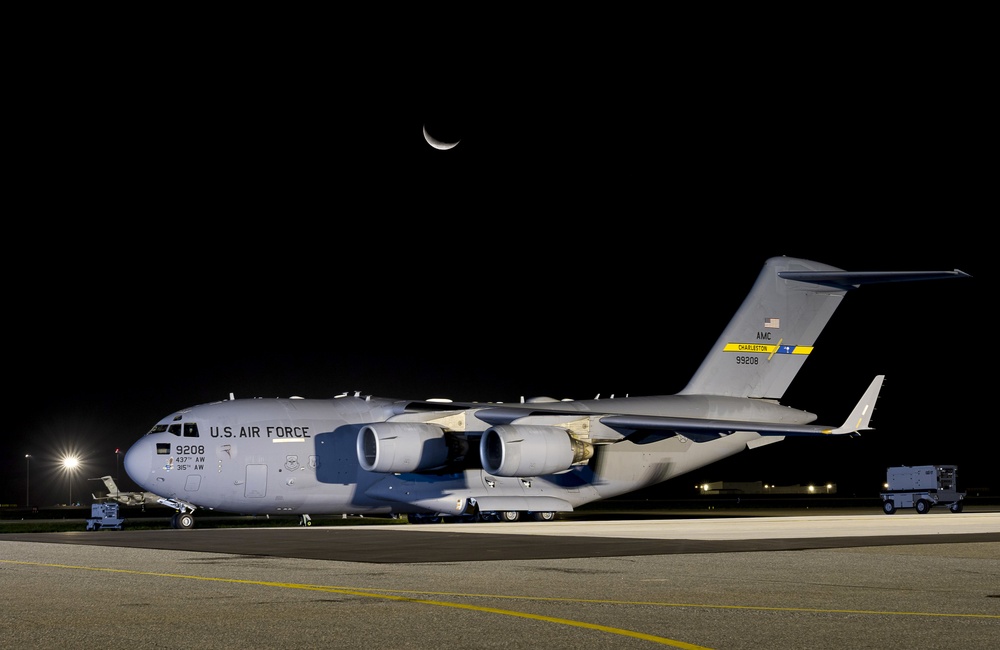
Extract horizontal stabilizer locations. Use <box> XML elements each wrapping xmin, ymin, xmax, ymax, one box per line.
<box><xmin>777</xmin><ymin>269</ymin><xmax>970</xmax><ymax>286</ymax></box>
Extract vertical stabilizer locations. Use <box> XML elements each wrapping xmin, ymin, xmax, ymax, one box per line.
<box><xmin>678</xmin><ymin>256</ymin><xmax>968</xmax><ymax>399</ymax></box>
<box><xmin>101</xmin><ymin>475</ymin><xmax>120</xmax><ymax>496</ymax></box>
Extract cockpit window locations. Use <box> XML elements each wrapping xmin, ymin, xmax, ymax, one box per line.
<box><xmin>183</xmin><ymin>423</ymin><xmax>199</xmax><ymax>437</ymax></box>
<box><xmin>168</xmin><ymin>423</ymin><xmax>182</xmax><ymax>436</ymax></box>
<box><xmin>147</xmin><ymin>424</ymin><xmax>169</xmax><ymax>435</ymax></box>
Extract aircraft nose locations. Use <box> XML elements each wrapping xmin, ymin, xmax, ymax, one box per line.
<box><xmin>123</xmin><ymin>437</ymin><xmax>153</xmax><ymax>485</ymax></box>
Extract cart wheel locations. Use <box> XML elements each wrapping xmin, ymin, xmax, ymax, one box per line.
<box><xmin>915</xmin><ymin>499</ymin><xmax>931</xmax><ymax>514</ymax></box>
<box><xmin>950</xmin><ymin>502</ymin><xmax>963</xmax><ymax>513</ymax></box>
<box><xmin>882</xmin><ymin>500</ymin><xmax>896</xmax><ymax>515</ymax></box>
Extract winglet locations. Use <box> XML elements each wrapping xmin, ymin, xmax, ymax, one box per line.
<box><xmin>830</xmin><ymin>375</ymin><xmax>885</xmax><ymax>434</ymax></box>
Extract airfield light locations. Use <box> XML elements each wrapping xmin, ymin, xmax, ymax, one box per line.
<box><xmin>25</xmin><ymin>454</ymin><xmax>31</xmax><ymax>508</ymax></box>
<box><xmin>807</xmin><ymin>485</ymin><xmax>815</xmax><ymax>493</ymax></box>
<box><xmin>62</xmin><ymin>456</ymin><xmax>80</xmax><ymax>505</ymax></box>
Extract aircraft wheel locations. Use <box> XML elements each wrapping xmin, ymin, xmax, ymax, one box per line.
<box><xmin>408</xmin><ymin>513</ymin><xmax>441</xmax><ymax>525</ymax></box>
<box><xmin>950</xmin><ymin>502</ymin><xmax>964</xmax><ymax>513</ymax></box>
<box><xmin>531</xmin><ymin>511</ymin><xmax>556</xmax><ymax>522</ymax></box>
<box><xmin>882</xmin><ymin>500</ymin><xmax>896</xmax><ymax>515</ymax></box>
<box><xmin>170</xmin><ymin>513</ymin><xmax>180</xmax><ymax>528</ymax></box>
<box><xmin>177</xmin><ymin>513</ymin><xmax>195</xmax><ymax>529</ymax></box>
<box><xmin>915</xmin><ymin>499</ymin><xmax>931</xmax><ymax>514</ymax></box>
<box><xmin>499</xmin><ymin>511</ymin><xmax>521</xmax><ymax>523</ymax></box>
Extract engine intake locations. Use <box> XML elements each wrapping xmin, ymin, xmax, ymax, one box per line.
<box><xmin>480</xmin><ymin>425</ymin><xmax>594</xmax><ymax>477</ymax></box>
<box><xmin>357</xmin><ymin>423</ymin><xmax>456</xmax><ymax>473</ymax></box>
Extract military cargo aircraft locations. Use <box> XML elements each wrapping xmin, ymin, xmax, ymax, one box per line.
<box><xmin>123</xmin><ymin>256</ymin><xmax>969</xmax><ymax>528</ymax></box>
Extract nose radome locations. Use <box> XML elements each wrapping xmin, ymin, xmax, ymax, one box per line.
<box><xmin>123</xmin><ymin>437</ymin><xmax>152</xmax><ymax>486</ymax></box>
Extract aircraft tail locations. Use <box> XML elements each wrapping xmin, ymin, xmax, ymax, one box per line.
<box><xmin>89</xmin><ymin>476</ymin><xmax>120</xmax><ymax>501</ymax></box>
<box><xmin>100</xmin><ymin>475</ymin><xmax>120</xmax><ymax>496</ymax></box>
<box><xmin>679</xmin><ymin>256</ymin><xmax>969</xmax><ymax>399</ymax></box>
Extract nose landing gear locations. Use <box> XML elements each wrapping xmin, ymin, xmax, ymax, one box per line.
<box><xmin>170</xmin><ymin>512</ymin><xmax>195</xmax><ymax>529</ymax></box>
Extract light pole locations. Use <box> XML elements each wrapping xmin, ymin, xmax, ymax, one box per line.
<box><xmin>62</xmin><ymin>456</ymin><xmax>80</xmax><ymax>506</ymax></box>
<box><xmin>25</xmin><ymin>454</ymin><xmax>30</xmax><ymax>508</ymax></box>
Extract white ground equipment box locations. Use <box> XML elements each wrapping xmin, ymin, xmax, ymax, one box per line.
<box><xmin>880</xmin><ymin>465</ymin><xmax>965</xmax><ymax>514</ymax></box>
<box><xmin>86</xmin><ymin>502</ymin><xmax>125</xmax><ymax>530</ymax></box>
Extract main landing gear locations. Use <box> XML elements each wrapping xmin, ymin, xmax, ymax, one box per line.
<box><xmin>407</xmin><ymin>510</ymin><xmax>557</xmax><ymax>524</ymax></box>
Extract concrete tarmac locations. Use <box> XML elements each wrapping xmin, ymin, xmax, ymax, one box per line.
<box><xmin>3</xmin><ymin>511</ymin><xmax>999</xmax><ymax>649</ymax></box>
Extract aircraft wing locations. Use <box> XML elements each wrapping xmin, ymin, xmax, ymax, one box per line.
<box><xmin>602</xmin><ymin>414</ymin><xmax>849</xmax><ymax>437</ymax></box>
<box><xmin>403</xmin><ymin>376</ymin><xmax>884</xmax><ymax>440</ymax></box>
<box><xmin>610</xmin><ymin>375</ymin><xmax>883</xmax><ymax>440</ymax></box>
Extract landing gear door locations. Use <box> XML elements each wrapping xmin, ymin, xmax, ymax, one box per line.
<box><xmin>480</xmin><ymin>473</ymin><xmax>529</xmax><ymax>497</ymax></box>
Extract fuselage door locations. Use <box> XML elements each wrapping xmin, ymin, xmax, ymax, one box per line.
<box><xmin>245</xmin><ymin>464</ymin><xmax>267</xmax><ymax>498</ymax></box>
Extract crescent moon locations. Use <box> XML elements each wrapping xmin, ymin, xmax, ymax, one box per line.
<box><xmin>423</xmin><ymin>125</ymin><xmax>460</xmax><ymax>150</ymax></box>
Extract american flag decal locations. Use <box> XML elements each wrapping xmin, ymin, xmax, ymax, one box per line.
<box><xmin>764</xmin><ymin>317</ymin><xmax>780</xmax><ymax>328</ymax></box>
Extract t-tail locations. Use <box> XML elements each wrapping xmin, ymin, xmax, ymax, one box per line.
<box><xmin>678</xmin><ymin>256</ymin><xmax>970</xmax><ymax>400</ymax></box>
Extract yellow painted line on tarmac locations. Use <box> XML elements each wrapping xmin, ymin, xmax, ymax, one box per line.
<box><xmin>3</xmin><ymin>561</ymin><xmax>709</xmax><ymax>649</ymax></box>
<box><xmin>317</xmin><ymin>587</ymin><xmax>1000</xmax><ymax>620</ymax></box>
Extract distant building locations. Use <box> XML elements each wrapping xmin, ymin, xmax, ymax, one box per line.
<box><xmin>698</xmin><ymin>481</ymin><xmax>836</xmax><ymax>495</ymax></box>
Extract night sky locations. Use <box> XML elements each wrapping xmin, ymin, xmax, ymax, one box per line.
<box><xmin>3</xmin><ymin>21</ymin><xmax>988</xmax><ymax>508</ymax></box>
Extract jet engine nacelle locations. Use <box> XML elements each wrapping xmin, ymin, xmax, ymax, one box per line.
<box><xmin>357</xmin><ymin>422</ymin><xmax>451</xmax><ymax>473</ymax></box>
<box><xmin>480</xmin><ymin>425</ymin><xmax>594</xmax><ymax>477</ymax></box>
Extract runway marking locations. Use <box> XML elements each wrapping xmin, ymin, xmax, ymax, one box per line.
<box><xmin>4</xmin><ymin>560</ymin><xmax>709</xmax><ymax>649</ymax></box>
<box><xmin>6</xmin><ymin>558</ymin><xmax>999</xmax><ymax>624</ymax></box>
<box><xmin>309</xmin><ymin>586</ymin><xmax>1000</xmax><ymax>620</ymax></box>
